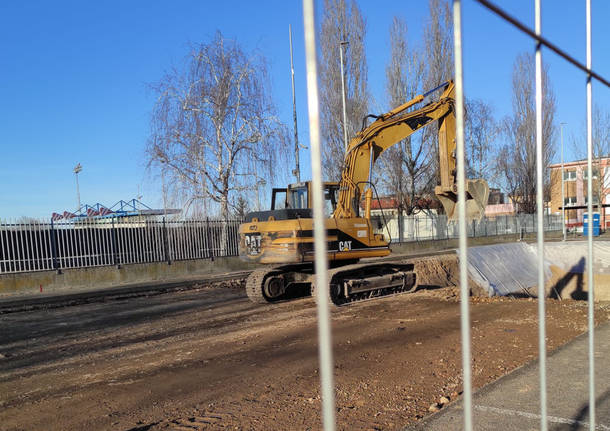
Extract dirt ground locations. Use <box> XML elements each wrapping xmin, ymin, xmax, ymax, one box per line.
<box><xmin>1</xmin><ymin>257</ymin><xmax>609</xmax><ymax>431</ymax></box>
<box><xmin>544</xmin><ymin>264</ymin><xmax>610</xmax><ymax>301</ymax></box>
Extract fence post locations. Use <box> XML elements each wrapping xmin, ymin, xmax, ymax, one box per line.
<box><xmin>398</xmin><ymin>210</ymin><xmax>404</xmax><ymax>243</ymax></box>
<box><xmin>221</xmin><ymin>219</ymin><xmax>226</xmax><ymax>257</ymax></box>
<box><xmin>206</xmin><ymin>217</ymin><xmax>214</xmax><ymax>261</ymax></box>
<box><xmin>112</xmin><ymin>217</ymin><xmax>119</xmax><ymax>267</ymax></box>
<box><xmin>50</xmin><ymin>219</ymin><xmax>60</xmax><ymax>272</ymax></box>
<box><xmin>514</xmin><ymin>215</ymin><xmax>518</xmax><ymax>239</ymax></box>
<box><xmin>162</xmin><ymin>217</ymin><xmax>171</xmax><ymax>265</ymax></box>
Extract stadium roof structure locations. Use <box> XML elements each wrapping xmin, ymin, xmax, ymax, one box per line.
<box><xmin>51</xmin><ymin>199</ymin><xmax>180</xmax><ymax>221</ymax></box>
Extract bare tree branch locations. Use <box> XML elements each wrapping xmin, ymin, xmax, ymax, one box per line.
<box><xmin>498</xmin><ymin>52</ymin><xmax>556</xmax><ymax>213</ymax></box>
<box><xmin>421</xmin><ymin>0</ymin><xmax>454</xmax><ymax>192</ymax></box>
<box><xmin>319</xmin><ymin>0</ymin><xmax>368</xmax><ymax>180</ymax></box>
<box><xmin>146</xmin><ymin>31</ymin><xmax>288</xmax><ymax>221</ymax></box>
<box><xmin>377</xmin><ymin>16</ymin><xmax>429</xmax><ymax>215</ymax></box>
<box><xmin>465</xmin><ymin>98</ymin><xmax>500</xmax><ymax>182</ymax></box>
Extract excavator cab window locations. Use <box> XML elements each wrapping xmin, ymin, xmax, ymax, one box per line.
<box><xmin>271</xmin><ymin>188</ymin><xmax>287</xmax><ymax>210</ymax></box>
<box><xmin>324</xmin><ymin>185</ymin><xmax>339</xmax><ymax>217</ymax></box>
<box><xmin>275</xmin><ymin>182</ymin><xmax>338</xmax><ymax>216</ymax></box>
<box><xmin>288</xmin><ymin>186</ymin><xmax>308</xmax><ymax>209</ymax></box>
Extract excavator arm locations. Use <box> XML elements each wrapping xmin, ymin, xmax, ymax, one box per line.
<box><xmin>334</xmin><ymin>81</ymin><xmax>489</xmax><ymax>221</ymax></box>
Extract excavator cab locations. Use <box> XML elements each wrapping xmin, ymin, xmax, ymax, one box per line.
<box><xmin>270</xmin><ymin>182</ymin><xmax>339</xmax><ymax>216</ymax></box>
<box><xmin>239</xmin><ymin>182</ymin><xmax>340</xmax><ymax>264</ymax></box>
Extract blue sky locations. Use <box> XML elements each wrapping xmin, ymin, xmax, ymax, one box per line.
<box><xmin>1</xmin><ymin>1</ymin><xmax>608</xmax><ymax>219</ymax></box>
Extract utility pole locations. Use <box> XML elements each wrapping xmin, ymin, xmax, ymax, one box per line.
<box><xmin>73</xmin><ymin>163</ymin><xmax>82</xmax><ymax>213</ymax></box>
<box><xmin>560</xmin><ymin>122</ymin><xmax>567</xmax><ymax>241</ymax></box>
<box><xmin>339</xmin><ymin>40</ymin><xmax>349</xmax><ymax>151</ymax></box>
<box><xmin>289</xmin><ymin>24</ymin><xmax>301</xmax><ymax>183</ymax></box>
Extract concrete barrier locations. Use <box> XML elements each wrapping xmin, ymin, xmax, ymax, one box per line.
<box><xmin>467</xmin><ymin>242</ymin><xmax>549</xmax><ymax>297</ymax></box>
<box><xmin>0</xmin><ymin>257</ymin><xmax>259</xmax><ymax>297</ymax></box>
<box><xmin>467</xmin><ymin>240</ymin><xmax>610</xmax><ymax>300</ymax></box>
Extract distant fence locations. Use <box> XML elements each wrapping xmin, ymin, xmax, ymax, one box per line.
<box><xmin>374</xmin><ymin>212</ymin><xmax>563</xmax><ymax>243</ymax></box>
<box><xmin>0</xmin><ymin>213</ymin><xmax>563</xmax><ymax>274</ymax></box>
<box><xmin>0</xmin><ymin>218</ymin><xmax>241</xmax><ymax>274</ymax></box>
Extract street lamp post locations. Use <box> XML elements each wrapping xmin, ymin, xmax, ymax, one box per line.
<box><xmin>560</xmin><ymin>122</ymin><xmax>567</xmax><ymax>241</ymax></box>
<box><xmin>289</xmin><ymin>24</ymin><xmax>301</xmax><ymax>183</ymax></box>
<box><xmin>339</xmin><ymin>40</ymin><xmax>349</xmax><ymax>151</ymax></box>
<box><xmin>73</xmin><ymin>163</ymin><xmax>82</xmax><ymax>213</ymax></box>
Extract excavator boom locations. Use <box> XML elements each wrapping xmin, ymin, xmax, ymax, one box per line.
<box><xmin>335</xmin><ymin>80</ymin><xmax>488</xmax><ymax>221</ymax></box>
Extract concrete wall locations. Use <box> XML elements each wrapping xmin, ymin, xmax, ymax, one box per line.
<box><xmin>0</xmin><ymin>257</ymin><xmax>259</xmax><ymax>297</ymax></box>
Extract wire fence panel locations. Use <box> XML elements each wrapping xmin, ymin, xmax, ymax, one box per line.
<box><xmin>0</xmin><ymin>218</ymin><xmax>242</xmax><ymax>274</ymax></box>
<box><xmin>0</xmin><ymin>214</ymin><xmax>561</xmax><ymax>275</ymax></box>
<box><xmin>0</xmin><ymin>213</ymin><xmax>562</xmax><ymax>275</ymax></box>
<box><xmin>372</xmin><ymin>213</ymin><xmax>562</xmax><ymax>243</ymax></box>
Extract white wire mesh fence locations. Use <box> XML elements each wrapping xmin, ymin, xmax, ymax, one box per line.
<box><xmin>0</xmin><ymin>217</ymin><xmax>241</xmax><ymax>274</ymax></box>
<box><xmin>302</xmin><ymin>1</ymin><xmax>605</xmax><ymax>429</ymax></box>
<box><xmin>374</xmin><ymin>213</ymin><xmax>563</xmax><ymax>243</ymax></box>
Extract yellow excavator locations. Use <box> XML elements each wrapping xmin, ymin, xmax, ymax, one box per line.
<box><xmin>238</xmin><ymin>81</ymin><xmax>489</xmax><ymax>305</ymax></box>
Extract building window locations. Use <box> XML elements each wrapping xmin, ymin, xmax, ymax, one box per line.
<box><xmin>563</xmin><ymin>170</ymin><xmax>576</xmax><ymax>181</ymax></box>
<box><xmin>564</xmin><ymin>196</ymin><xmax>577</xmax><ymax>206</ymax></box>
<box><xmin>583</xmin><ymin>168</ymin><xmax>599</xmax><ymax>180</ymax></box>
<box><xmin>584</xmin><ymin>195</ymin><xmax>600</xmax><ymax>205</ymax></box>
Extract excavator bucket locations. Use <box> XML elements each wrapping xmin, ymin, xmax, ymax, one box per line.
<box><xmin>435</xmin><ymin>179</ymin><xmax>490</xmax><ymax>222</ymax></box>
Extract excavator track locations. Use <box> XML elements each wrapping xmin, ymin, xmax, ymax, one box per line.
<box><xmin>245</xmin><ymin>268</ymin><xmax>279</xmax><ymax>304</ymax></box>
<box><xmin>246</xmin><ymin>261</ymin><xmax>417</xmax><ymax>306</ymax></box>
<box><xmin>245</xmin><ymin>265</ymin><xmax>311</xmax><ymax>303</ymax></box>
<box><xmin>311</xmin><ymin>262</ymin><xmax>416</xmax><ymax>306</ymax></box>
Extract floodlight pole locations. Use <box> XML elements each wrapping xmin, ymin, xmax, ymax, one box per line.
<box><xmin>560</xmin><ymin>122</ymin><xmax>567</xmax><ymax>241</ymax></box>
<box><xmin>73</xmin><ymin>163</ymin><xmax>82</xmax><ymax>213</ymax></box>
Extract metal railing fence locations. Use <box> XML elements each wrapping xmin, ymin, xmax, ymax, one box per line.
<box><xmin>0</xmin><ymin>217</ymin><xmax>240</xmax><ymax>274</ymax></box>
<box><xmin>0</xmin><ymin>213</ymin><xmax>562</xmax><ymax>275</ymax></box>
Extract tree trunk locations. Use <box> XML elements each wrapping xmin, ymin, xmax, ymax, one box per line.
<box><xmin>220</xmin><ymin>193</ymin><xmax>229</xmax><ymax>256</ymax></box>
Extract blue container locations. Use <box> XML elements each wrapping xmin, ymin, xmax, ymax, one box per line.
<box><xmin>583</xmin><ymin>213</ymin><xmax>600</xmax><ymax>236</ymax></box>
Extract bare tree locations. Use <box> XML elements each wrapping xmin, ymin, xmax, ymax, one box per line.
<box><xmin>377</xmin><ymin>17</ymin><xmax>428</xmax><ymax>217</ymax></box>
<box><xmin>147</xmin><ymin>31</ymin><xmax>287</xmax><ymax>222</ymax></box>
<box><xmin>592</xmin><ymin>106</ymin><xmax>610</xmax><ymax>226</ymax></box>
<box><xmin>423</xmin><ymin>0</ymin><xmax>454</xmax><ymax>90</ymax></box>
<box><xmin>573</xmin><ymin>105</ymin><xmax>610</xmax><ymax>160</ymax></box>
<box><xmin>319</xmin><ymin>0</ymin><xmax>368</xmax><ymax>180</ymax></box>
<box><xmin>497</xmin><ymin>52</ymin><xmax>556</xmax><ymax>214</ymax></box>
<box><xmin>592</xmin><ymin>106</ymin><xmax>610</xmax><ymax>212</ymax></box>
<box><xmin>232</xmin><ymin>195</ymin><xmax>250</xmax><ymax>220</ymax></box>
<box><xmin>465</xmin><ymin>98</ymin><xmax>500</xmax><ymax>181</ymax></box>
<box><xmin>421</xmin><ymin>0</ymin><xmax>454</xmax><ymax>194</ymax></box>
<box><xmin>570</xmin><ymin>104</ymin><xmax>610</xmax><ymax>222</ymax></box>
